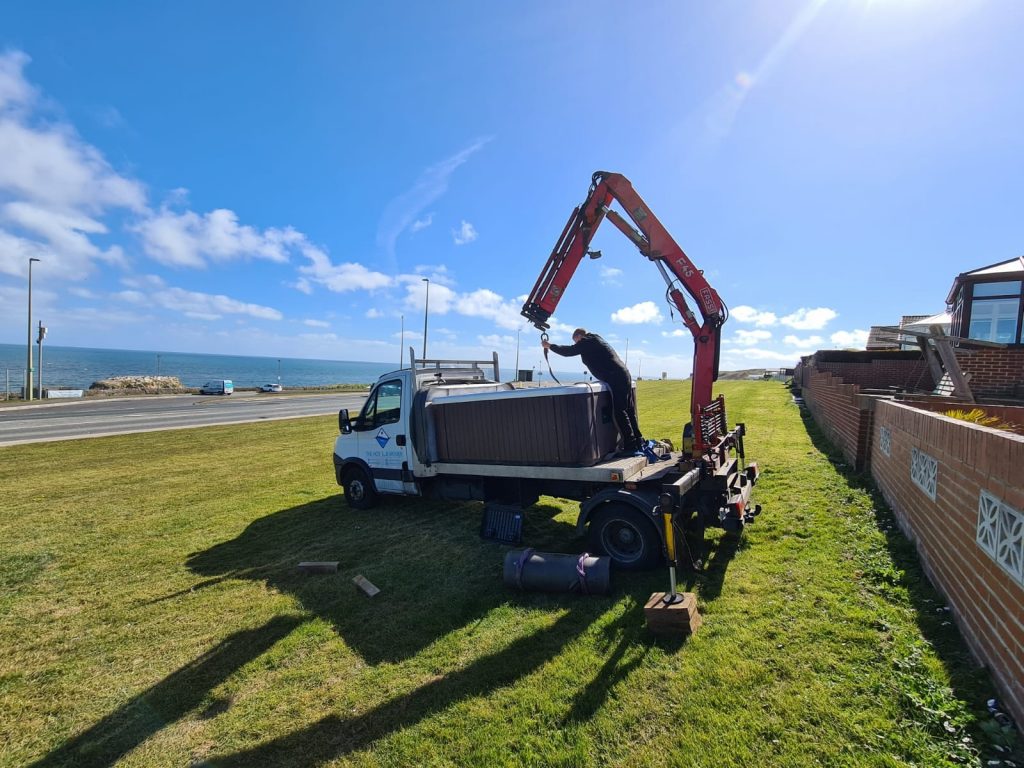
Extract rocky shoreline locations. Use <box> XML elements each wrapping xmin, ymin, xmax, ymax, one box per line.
<box><xmin>88</xmin><ymin>375</ymin><xmax>188</xmax><ymax>394</ymax></box>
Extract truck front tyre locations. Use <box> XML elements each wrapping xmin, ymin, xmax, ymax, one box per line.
<box><xmin>587</xmin><ymin>504</ymin><xmax>661</xmax><ymax>571</ymax></box>
<box><xmin>342</xmin><ymin>467</ymin><xmax>379</xmax><ymax>510</ymax></box>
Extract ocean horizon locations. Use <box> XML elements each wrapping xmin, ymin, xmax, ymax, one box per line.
<box><xmin>0</xmin><ymin>343</ymin><xmax>583</xmax><ymax>392</ymax></box>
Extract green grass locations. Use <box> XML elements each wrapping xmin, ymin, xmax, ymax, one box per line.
<box><xmin>0</xmin><ymin>381</ymin><xmax>1010</xmax><ymax>767</ymax></box>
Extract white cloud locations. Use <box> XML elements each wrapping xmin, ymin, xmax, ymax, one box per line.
<box><xmin>452</xmin><ymin>220</ymin><xmax>478</xmax><ymax>245</ymax></box>
<box><xmin>783</xmin><ymin>334</ymin><xmax>823</xmax><ymax>349</ymax></box>
<box><xmin>0</xmin><ymin>52</ymin><xmax>145</xmax><ymax>281</ymax></box>
<box><xmin>730</xmin><ymin>305</ymin><xmax>778</xmax><ymax>327</ymax></box>
<box><xmin>661</xmin><ymin>329</ymin><xmax>688</xmax><ymax>338</ymax></box>
<box><xmin>780</xmin><ymin>307</ymin><xmax>837</xmax><ymax>330</ymax></box>
<box><xmin>733</xmin><ymin>329</ymin><xmax>773</xmax><ymax>345</ymax></box>
<box><xmin>401</xmin><ymin>275</ymin><xmax>456</xmax><ymax>315</ymax></box>
<box><xmin>611</xmin><ymin>301</ymin><xmax>663</xmax><ymax>325</ymax></box>
<box><xmin>722</xmin><ymin>347</ymin><xmax>800</xmax><ymax>363</ymax></box>
<box><xmin>136</xmin><ymin>206</ymin><xmax>305</xmax><ymax>268</ymax></box>
<box><xmin>600</xmin><ymin>266</ymin><xmax>623</xmax><ymax>286</ymax></box>
<box><xmin>113</xmin><ymin>284</ymin><xmax>282</xmax><ymax>321</ymax></box>
<box><xmin>298</xmin><ymin>244</ymin><xmax>392</xmax><ymax>293</ymax></box>
<box><xmin>0</xmin><ymin>51</ymin><xmax>35</xmax><ymax>110</ymax></box>
<box><xmin>304</xmin><ymin>319</ymin><xmax>330</xmax><ymax>328</ymax></box>
<box><xmin>154</xmin><ymin>287</ymin><xmax>282</xmax><ymax>321</ymax></box>
<box><xmin>477</xmin><ymin>334</ymin><xmax>515</xmax><ymax>348</ymax></box>
<box><xmin>830</xmin><ymin>329</ymin><xmax>869</xmax><ymax>348</ymax></box>
<box><xmin>455</xmin><ymin>288</ymin><xmax>522</xmax><ymax>330</ymax></box>
<box><xmin>365</xmin><ymin>308</ymin><xmax>385</xmax><ymax>319</ymax></box>
<box><xmin>410</xmin><ymin>214</ymin><xmax>433</xmax><ymax>233</ymax></box>
<box><xmin>376</xmin><ymin>137</ymin><xmax>491</xmax><ymax>259</ymax></box>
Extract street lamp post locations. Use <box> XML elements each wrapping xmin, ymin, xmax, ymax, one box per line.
<box><xmin>421</xmin><ymin>278</ymin><xmax>430</xmax><ymax>360</ymax></box>
<box><xmin>514</xmin><ymin>328</ymin><xmax>521</xmax><ymax>382</ymax></box>
<box><xmin>36</xmin><ymin>321</ymin><xmax>47</xmax><ymax>397</ymax></box>
<box><xmin>399</xmin><ymin>315</ymin><xmax>405</xmax><ymax>368</ymax></box>
<box><xmin>26</xmin><ymin>257</ymin><xmax>40</xmax><ymax>401</ymax></box>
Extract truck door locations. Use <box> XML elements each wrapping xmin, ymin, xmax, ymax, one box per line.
<box><xmin>354</xmin><ymin>378</ymin><xmax>412</xmax><ymax>494</ymax></box>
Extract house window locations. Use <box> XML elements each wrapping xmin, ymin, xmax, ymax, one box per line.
<box><xmin>966</xmin><ymin>280</ymin><xmax>1022</xmax><ymax>344</ymax></box>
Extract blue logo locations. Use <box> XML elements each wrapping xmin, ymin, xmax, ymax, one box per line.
<box><xmin>375</xmin><ymin>428</ymin><xmax>390</xmax><ymax>448</ymax></box>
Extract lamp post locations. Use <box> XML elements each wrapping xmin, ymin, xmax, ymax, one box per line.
<box><xmin>26</xmin><ymin>257</ymin><xmax>40</xmax><ymax>401</ymax></box>
<box><xmin>277</xmin><ymin>358</ymin><xmax>281</xmax><ymax>384</ymax></box>
<box><xmin>399</xmin><ymin>315</ymin><xmax>405</xmax><ymax>368</ymax></box>
<box><xmin>421</xmin><ymin>278</ymin><xmax>430</xmax><ymax>360</ymax></box>
<box><xmin>36</xmin><ymin>321</ymin><xmax>47</xmax><ymax>398</ymax></box>
<box><xmin>514</xmin><ymin>328</ymin><xmax>521</xmax><ymax>382</ymax></box>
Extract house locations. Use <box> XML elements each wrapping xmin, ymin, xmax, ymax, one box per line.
<box><xmin>947</xmin><ymin>255</ymin><xmax>1024</xmax><ymax>345</ymax></box>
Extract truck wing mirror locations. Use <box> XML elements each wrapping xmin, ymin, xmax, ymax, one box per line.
<box><xmin>339</xmin><ymin>408</ymin><xmax>352</xmax><ymax>434</ymax></box>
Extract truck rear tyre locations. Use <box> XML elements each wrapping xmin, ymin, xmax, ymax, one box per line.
<box><xmin>342</xmin><ymin>467</ymin><xmax>378</xmax><ymax>510</ymax></box>
<box><xmin>587</xmin><ymin>503</ymin><xmax>661</xmax><ymax>571</ymax></box>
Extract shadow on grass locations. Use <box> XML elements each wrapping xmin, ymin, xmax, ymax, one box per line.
<box><xmin>32</xmin><ymin>494</ymin><xmax>709</xmax><ymax>767</ymax></box>
<box><xmin>797</xmin><ymin>407</ymin><xmax>990</xmax><ymax>708</ymax></box>
<box><xmin>27</xmin><ymin>616</ymin><xmax>305</xmax><ymax>768</ymax></box>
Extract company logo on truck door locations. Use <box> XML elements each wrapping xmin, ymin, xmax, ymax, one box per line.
<box><xmin>375</xmin><ymin>428</ymin><xmax>390</xmax><ymax>448</ymax></box>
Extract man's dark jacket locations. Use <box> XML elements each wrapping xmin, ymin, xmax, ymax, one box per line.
<box><xmin>548</xmin><ymin>333</ymin><xmax>629</xmax><ymax>386</ymax></box>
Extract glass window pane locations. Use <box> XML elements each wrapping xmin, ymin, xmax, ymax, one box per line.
<box><xmin>375</xmin><ymin>380</ymin><xmax>402</xmax><ymax>424</ymax></box>
<box><xmin>995</xmin><ymin>318</ymin><xmax>1016</xmax><ymax>344</ymax></box>
<box><xmin>973</xmin><ymin>280</ymin><xmax>1022</xmax><ymax>297</ymax></box>
<box><xmin>968</xmin><ymin>297</ymin><xmax>1021</xmax><ymax>343</ymax></box>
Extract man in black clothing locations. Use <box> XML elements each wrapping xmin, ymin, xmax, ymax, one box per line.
<box><xmin>542</xmin><ymin>328</ymin><xmax>643</xmax><ymax>455</ymax></box>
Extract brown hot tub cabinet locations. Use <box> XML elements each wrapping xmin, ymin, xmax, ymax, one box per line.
<box><xmin>428</xmin><ymin>383</ymin><xmax>621</xmax><ymax>467</ymax></box>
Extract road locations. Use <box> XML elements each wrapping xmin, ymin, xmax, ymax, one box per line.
<box><xmin>0</xmin><ymin>392</ymin><xmax>368</xmax><ymax>447</ymax></box>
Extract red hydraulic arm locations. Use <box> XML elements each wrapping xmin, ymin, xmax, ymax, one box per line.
<box><xmin>521</xmin><ymin>171</ymin><xmax>729</xmax><ymax>453</ymax></box>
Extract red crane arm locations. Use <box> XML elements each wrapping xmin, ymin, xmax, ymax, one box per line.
<box><xmin>521</xmin><ymin>171</ymin><xmax>729</xmax><ymax>452</ymax></box>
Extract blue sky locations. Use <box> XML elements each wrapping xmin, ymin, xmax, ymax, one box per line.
<box><xmin>1</xmin><ymin>1</ymin><xmax>1022</xmax><ymax>377</ymax></box>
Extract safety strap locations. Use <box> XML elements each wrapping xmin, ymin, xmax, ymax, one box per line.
<box><xmin>514</xmin><ymin>548</ymin><xmax>535</xmax><ymax>590</ymax></box>
<box><xmin>540</xmin><ymin>333</ymin><xmax>562</xmax><ymax>385</ymax></box>
<box><xmin>576</xmin><ymin>552</ymin><xmax>590</xmax><ymax>595</ymax></box>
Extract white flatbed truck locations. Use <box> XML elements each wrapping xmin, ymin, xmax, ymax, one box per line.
<box><xmin>333</xmin><ymin>353</ymin><xmax>758</xmax><ymax>570</ymax></box>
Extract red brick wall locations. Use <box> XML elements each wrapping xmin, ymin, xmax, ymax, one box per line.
<box><xmin>871</xmin><ymin>401</ymin><xmax>1024</xmax><ymax>723</ymax></box>
<box><xmin>815</xmin><ymin>359</ymin><xmax>934</xmax><ymax>391</ymax></box>
<box><xmin>801</xmin><ymin>367</ymin><xmax>872</xmax><ymax>469</ymax></box>
<box><xmin>954</xmin><ymin>348</ymin><xmax>1024</xmax><ymax>399</ymax></box>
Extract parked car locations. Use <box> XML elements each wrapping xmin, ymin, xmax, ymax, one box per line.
<box><xmin>199</xmin><ymin>379</ymin><xmax>234</xmax><ymax>395</ymax></box>
<box><xmin>260</xmin><ymin>383</ymin><xmax>283</xmax><ymax>393</ymax></box>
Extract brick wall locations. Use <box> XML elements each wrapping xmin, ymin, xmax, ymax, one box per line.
<box><xmin>871</xmin><ymin>401</ymin><xmax>1024</xmax><ymax>723</ymax></box>
<box><xmin>801</xmin><ymin>367</ymin><xmax>873</xmax><ymax>470</ymax></box>
<box><xmin>954</xmin><ymin>347</ymin><xmax>1024</xmax><ymax>399</ymax></box>
<box><xmin>815</xmin><ymin>359</ymin><xmax>934</xmax><ymax>391</ymax></box>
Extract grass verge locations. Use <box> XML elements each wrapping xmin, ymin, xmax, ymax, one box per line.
<box><xmin>0</xmin><ymin>381</ymin><xmax>1011</xmax><ymax>767</ymax></box>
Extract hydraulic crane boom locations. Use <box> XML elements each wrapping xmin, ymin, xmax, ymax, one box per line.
<box><xmin>521</xmin><ymin>171</ymin><xmax>730</xmax><ymax>453</ymax></box>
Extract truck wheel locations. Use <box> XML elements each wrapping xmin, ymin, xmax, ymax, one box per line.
<box><xmin>342</xmin><ymin>467</ymin><xmax>378</xmax><ymax>510</ymax></box>
<box><xmin>587</xmin><ymin>503</ymin><xmax>661</xmax><ymax>571</ymax></box>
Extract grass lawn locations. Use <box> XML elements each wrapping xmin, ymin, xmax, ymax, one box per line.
<box><xmin>0</xmin><ymin>380</ymin><xmax>1010</xmax><ymax>767</ymax></box>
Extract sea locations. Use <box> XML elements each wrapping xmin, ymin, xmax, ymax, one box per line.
<box><xmin>0</xmin><ymin>343</ymin><xmax>580</xmax><ymax>392</ymax></box>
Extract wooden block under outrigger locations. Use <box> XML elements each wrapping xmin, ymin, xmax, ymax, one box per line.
<box><xmin>644</xmin><ymin>591</ymin><xmax>702</xmax><ymax>635</ymax></box>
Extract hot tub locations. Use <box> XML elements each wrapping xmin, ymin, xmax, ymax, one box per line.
<box><xmin>427</xmin><ymin>382</ymin><xmax>621</xmax><ymax>466</ymax></box>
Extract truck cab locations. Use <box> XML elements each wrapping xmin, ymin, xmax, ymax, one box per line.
<box><xmin>333</xmin><ymin>352</ymin><xmax>503</xmax><ymax>507</ymax></box>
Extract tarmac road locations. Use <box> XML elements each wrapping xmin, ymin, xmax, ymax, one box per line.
<box><xmin>0</xmin><ymin>391</ymin><xmax>369</xmax><ymax>447</ymax></box>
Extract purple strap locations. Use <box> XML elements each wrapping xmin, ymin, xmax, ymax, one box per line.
<box><xmin>576</xmin><ymin>552</ymin><xmax>590</xmax><ymax>595</ymax></box>
<box><xmin>515</xmin><ymin>548</ymin><xmax>535</xmax><ymax>590</ymax></box>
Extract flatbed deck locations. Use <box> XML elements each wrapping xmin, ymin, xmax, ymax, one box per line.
<box><xmin>430</xmin><ymin>451</ymin><xmax>683</xmax><ymax>484</ymax></box>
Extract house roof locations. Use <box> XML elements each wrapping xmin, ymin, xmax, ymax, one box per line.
<box><xmin>946</xmin><ymin>256</ymin><xmax>1024</xmax><ymax>304</ymax></box>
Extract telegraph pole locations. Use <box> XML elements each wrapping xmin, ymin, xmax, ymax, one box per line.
<box><xmin>26</xmin><ymin>257</ymin><xmax>40</xmax><ymax>400</ymax></box>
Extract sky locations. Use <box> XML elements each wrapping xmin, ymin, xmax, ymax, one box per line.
<box><xmin>1</xmin><ymin>1</ymin><xmax>1022</xmax><ymax>378</ymax></box>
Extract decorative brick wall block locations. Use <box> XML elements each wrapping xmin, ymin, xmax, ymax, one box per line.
<box><xmin>871</xmin><ymin>401</ymin><xmax>1024</xmax><ymax>725</ymax></box>
<box><xmin>977</xmin><ymin>491</ymin><xmax>1024</xmax><ymax>587</ymax></box>
<box><xmin>910</xmin><ymin>448</ymin><xmax>937</xmax><ymax>500</ymax></box>
<box><xmin>879</xmin><ymin>426</ymin><xmax>891</xmax><ymax>457</ymax></box>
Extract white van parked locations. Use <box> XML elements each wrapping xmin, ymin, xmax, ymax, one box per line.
<box><xmin>200</xmin><ymin>379</ymin><xmax>234</xmax><ymax>395</ymax></box>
